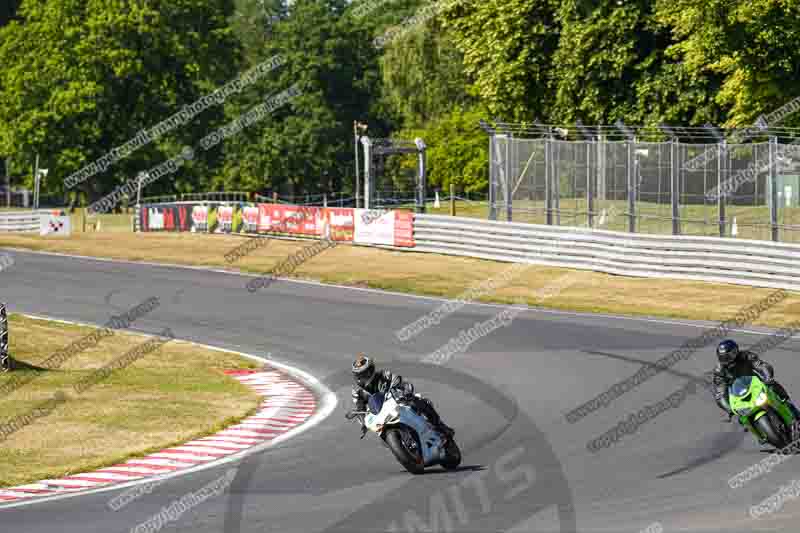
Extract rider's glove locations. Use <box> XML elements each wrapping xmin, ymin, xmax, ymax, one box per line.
<box><xmin>360</xmin><ymin>424</ymin><xmax>368</xmax><ymax>439</ymax></box>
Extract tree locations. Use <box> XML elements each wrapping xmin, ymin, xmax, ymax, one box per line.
<box><xmin>442</xmin><ymin>0</ymin><xmax>561</xmax><ymax>121</ymax></box>
<box><xmin>379</xmin><ymin>17</ymin><xmax>474</xmax><ymax>129</ymax></box>
<box><xmin>215</xmin><ymin>0</ymin><xmax>385</xmax><ymax>196</ymax></box>
<box><xmin>0</xmin><ymin>0</ymin><xmax>241</xmax><ymax>203</ymax></box>
<box><xmin>551</xmin><ymin>0</ymin><xmax>672</xmax><ymax>124</ymax></box>
<box><xmin>654</xmin><ymin>0</ymin><xmax>800</xmax><ymax>128</ymax></box>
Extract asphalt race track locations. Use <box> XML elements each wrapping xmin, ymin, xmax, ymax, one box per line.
<box><xmin>2</xmin><ymin>249</ymin><xmax>800</xmax><ymax>533</ymax></box>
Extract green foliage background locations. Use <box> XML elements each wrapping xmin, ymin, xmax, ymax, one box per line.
<box><xmin>1</xmin><ymin>0</ymin><xmax>799</xmax><ymax>205</ymax></box>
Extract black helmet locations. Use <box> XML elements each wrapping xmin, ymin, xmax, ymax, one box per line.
<box><xmin>717</xmin><ymin>339</ymin><xmax>740</xmax><ymax>365</ymax></box>
<box><xmin>352</xmin><ymin>353</ymin><xmax>376</xmax><ymax>386</ymax></box>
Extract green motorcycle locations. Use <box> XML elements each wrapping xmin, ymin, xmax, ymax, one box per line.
<box><xmin>729</xmin><ymin>375</ymin><xmax>797</xmax><ymax>448</ymax></box>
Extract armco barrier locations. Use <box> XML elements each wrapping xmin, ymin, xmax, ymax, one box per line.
<box><xmin>0</xmin><ymin>211</ymin><xmax>42</xmax><ymax>233</ymax></box>
<box><xmin>133</xmin><ymin>201</ymin><xmax>800</xmax><ymax>292</ymax></box>
<box><xmin>412</xmin><ymin>215</ymin><xmax>800</xmax><ymax>292</ymax></box>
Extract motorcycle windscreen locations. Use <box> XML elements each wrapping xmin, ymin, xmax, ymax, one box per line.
<box><xmin>730</xmin><ymin>376</ymin><xmax>753</xmax><ymax>397</ymax></box>
<box><xmin>368</xmin><ymin>392</ymin><xmax>385</xmax><ymax>415</ymax></box>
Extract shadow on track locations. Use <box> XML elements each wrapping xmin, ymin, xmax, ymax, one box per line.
<box><xmin>657</xmin><ymin>430</ymin><xmax>745</xmax><ymax>479</ymax></box>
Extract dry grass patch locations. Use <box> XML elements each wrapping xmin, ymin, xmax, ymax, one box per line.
<box><xmin>0</xmin><ymin>314</ymin><xmax>262</xmax><ymax>487</ymax></box>
<box><xmin>1</xmin><ymin>232</ymin><xmax>799</xmax><ymax>327</ymax></box>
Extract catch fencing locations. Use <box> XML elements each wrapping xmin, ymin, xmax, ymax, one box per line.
<box><xmin>487</xmin><ymin>130</ymin><xmax>800</xmax><ymax>243</ymax></box>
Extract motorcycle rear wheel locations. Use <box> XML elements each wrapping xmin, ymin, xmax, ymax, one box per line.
<box><xmin>755</xmin><ymin>408</ymin><xmax>789</xmax><ymax>448</ymax></box>
<box><xmin>385</xmin><ymin>428</ymin><xmax>425</xmax><ymax>475</ymax></box>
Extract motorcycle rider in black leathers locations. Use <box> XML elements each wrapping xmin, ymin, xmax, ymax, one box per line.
<box><xmin>712</xmin><ymin>339</ymin><xmax>800</xmax><ymax>421</ymax></box>
<box><xmin>351</xmin><ymin>353</ymin><xmax>454</xmax><ymax>438</ymax></box>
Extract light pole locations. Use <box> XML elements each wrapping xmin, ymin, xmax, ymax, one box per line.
<box><xmin>354</xmin><ymin>121</ymin><xmax>367</xmax><ymax>208</ymax></box>
<box><xmin>32</xmin><ymin>156</ymin><xmax>48</xmax><ymax>210</ymax></box>
<box><xmin>137</xmin><ymin>172</ymin><xmax>148</xmax><ymax>206</ymax></box>
<box><xmin>4</xmin><ymin>157</ymin><xmax>10</xmax><ymax>208</ymax></box>
<box><xmin>33</xmin><ymin>154</ymin><xmax>38</xmax><ymax>209</ymax></box>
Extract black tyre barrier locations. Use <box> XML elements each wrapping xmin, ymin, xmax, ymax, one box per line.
<box><xmin>0</xmin><ymin>303</ymin><xmax>10</xmax><ymax>373</ymax></box>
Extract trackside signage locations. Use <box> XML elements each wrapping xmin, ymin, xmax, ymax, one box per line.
<box><xmin>353</xmin><ymin>209</ymin><xmax>414</xmax><ymax>247</ymax></box>
<box><xmin>137</xmin><ymin>201</ymin><xmax>415</xmax><ymax>248</ymax></box>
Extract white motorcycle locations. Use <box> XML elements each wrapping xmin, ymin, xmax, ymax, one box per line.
<box><xmin>346</xmin><ymin>385</ymin><xmax>461</xmax><ymax>474</ymax></box>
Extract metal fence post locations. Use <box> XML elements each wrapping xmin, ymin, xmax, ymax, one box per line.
<box><xmin>553</xmin><ymin>139</ymin><xmax>561</xmax><ymax>226</ymax></box>
<box><xmin>415</xmin><ymin>138</ymin><xmax>427</xmax><ymax>214</ymax></box>
<box><xmin>671</xmin><ymin>139</ymin><xmax>680</xmax><ymax>235</ymax></box>
<box><xmin>627</xmin><ymin>140</ymin><xmax>636</xmax><ymax>232</ymax></box>
<box><xmin>505</xmin><ymin>135</ymin><xmax>512</xmax><ymax>222</ymax></box>
<box><xmin>718</xmin><ymin>142</ymin><xmax>726</xmax><ymax>237</ymax></box>
<box><xmin>488</xmin><ymin>134</ymin><xmax>497</xmax><ymax>220</ymax></box>
<box><xmin>545</xmin><ymin>137</ymin><xmax>552</xmax><ymax>225</ymax></box>
<box><xmin>362</xmin><ymin>136</ymin><xmax>373</xmax><ymax>210</ymax></box>
<box><xmin>770</xmin><ymin>136</ymin><xmax>779</xmax><ymax>241</ymax></box>
<box><xmin>586</xmin><ymin>139</ymin><xmax>594</xmax><ymax>228</ymax></box>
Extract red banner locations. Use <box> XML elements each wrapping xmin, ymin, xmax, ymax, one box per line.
<box><xmin>394</xmin><ymin>211</ymin><xmax>415</xmax><ymax>247</ymax></box>
<box><xmin>323</xmin><ymin>207</ymin><xmax>355</xmax><ymax>241</ymax></box>
<box><xmin>138</xmin><ymin>201</ymin><xmax>408</xmax><ymax>246</ymax></box>
<box><xmin>256</xmin><ymin>203</ymin><xmax>323</xmax><ymax>236</ymax></box>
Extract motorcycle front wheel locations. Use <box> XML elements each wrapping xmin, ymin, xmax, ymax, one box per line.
<box><xmin>385</xmin><ymin>428</ymin><xmax>425</xmax><ymax>475</ymax></box>
<box><xmin>441</xmin><ymin>439</ymin><xmax>461</xmax><ymax>470</ymax></box>
<box><xmin>755</xmin><ymin>408</ymin><xmax>790</xmax><ymax>449</ymax></box>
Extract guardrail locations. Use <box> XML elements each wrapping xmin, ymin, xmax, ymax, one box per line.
<box><xmin>413</xmin><ymin>215</ymin><xmax>800</xmax><ymax>292</ymax></box>
<box><xmin>0</xmin><ymin>211</ymin><xmax>43</xmax><ymax>233</ymax></box>
<box><xmin>132</xmin><ymin>200</ymin><xmax>800</xmax><ymax>292</ymax></box>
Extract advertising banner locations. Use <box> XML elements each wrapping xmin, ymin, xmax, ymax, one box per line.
<box><xmin>354</xmin><ymin>209</ymin><xmax>394</xmax><ymax>246</ymax></box>
<box><xmin>141</xmin><ymin>206</ymin><xmax>158</xmax><ymax>232</ymax></box>
<box><xmin>191</xmin><ymin>204</ymin><xmax>209</xmax><ymax>232</ymax></box>
<box><xmin>353</xmin><ymin>209</ymin><xmax>415</xmax><ymax>247</ymax></box>
<box><xmin>135</xmin><ymin>202</ymin><xmax>407</xmax><ymax>245</ymax></box>
<box><xmin>394</xmin><ymin>210</ymin><xmax>415</xmax><ymax>247</ymax></box>
<box><xmin>205</xmin><ymin>203</ymin><xmax>243</xmax><ymax>234</ymax></box>
<box><xmin>40</xmin><ymin>214</ymin><xmax>71</xmax><ymax>236</ymax></box>
<box><xmin>323</xmin><ymin>207</ymin><xmax>354</xmax><ymax>241</ymax></box>
<box><xmin>242</xmin><ymin>205</ymin><xmax>259</xmax><ymax>234</ymax></box>
<box><xmin>256</xmin><ymin>203</ymin><xmax>323</xmax><ymax>236</ymax></box>
<box><xmin>257</xmin><ymin>203</ymin><xmax>276</xmax><ymax>233</ymax></box>
<box><xmin>140</xmin><ymin>204</ymin><xmax>192</xmax><ymax>232</ymax></box>
<box><xmin>282</xmin><ymin>204</ymin><xmax>323</xmax><ymax>236</ymax></box>
<box><xmin>174</xmin><ymin>204</ymin><xmax>192</xmax><ymax>232</ymax></box>
<box><xmin>217</xmin><ymin>205</ymin><xmax>234</xmax><ymax>233</ymax></box>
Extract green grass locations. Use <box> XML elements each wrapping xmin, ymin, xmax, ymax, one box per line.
<box><xmin>0</xmin><ymin>314</ymin><xmax>262</xmax><ymax>487</ymax></box>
